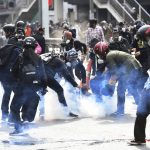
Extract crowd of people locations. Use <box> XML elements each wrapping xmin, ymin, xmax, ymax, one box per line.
<box><xmin>0</xmin><ymin>18</ymin><xmax>150</xmax><ymax>146</ymax></box>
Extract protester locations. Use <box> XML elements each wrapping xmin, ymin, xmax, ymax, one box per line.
<box><xmin>129</xmin><ymin>25</ymin><xmax>150</xmax><ymax>145</ymax></box>
<box><xmin>9</xmin><ymin>36</ymin><xmax>47</xmax><ymax>135</ymax></box>
<box><xmin>33</xmin><ymin>27</ymin><xmax>46</xmax><ymax>54</ymax></box>
<box><xmin>0</xmin><ymin>24</ymin><xmax>22</xmax><ymax>122</ymax></box>
<box><xmin>93</xmin><ymin>41</ymin><xmax>143</xmax><ymax>116</ymax></box>
<box><xmin>86</xmin><ymin>18</ymin><xmax>105</xmax><ymax>76</ymax></box>
<box><xmin>65</xmin><ymin>48</ymin><xmax>88</xmax><ymax>94</ymax></box>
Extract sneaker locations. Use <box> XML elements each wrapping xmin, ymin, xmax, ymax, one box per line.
<box><xmin>39</xmin><ymin>115</ymin><xmax>45</xmax><ymax>121</ymax></box>
<box><xmin>69</xmin><ymin>112</ymin><xmax>78</xmax><ymax>118</ymax></box>
<box><xmin>91</xmin><ymin>75</ymin><xmax>96</xmax><ymax>79</ymax></box>
<box><xmin>111</xmin><ymin>111</ymin><xmax>124</xmax><ymax>117</ymax></box>
<box><xmin>128</xmin><ymin>140</ymin><xmax>146</xmax><ymax>145</ymax></box>
<box><xmin>9</xmin><ymin>129</ymin><xmax>25</xmax><ymax>136</ymax></box>
<box><xmin>1</xmin><ymin>114</ymin><xmax>8</xmax><ymax>122</ymax></box>
<box><xmin>7</xmin><ymin>118</ymin><xmax>15</xmax><ymax>126</ymax></box>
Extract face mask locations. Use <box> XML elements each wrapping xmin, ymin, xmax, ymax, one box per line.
<box><xmin>97</xmin><ymin>59</ymin><xmax>104</xmax><ymax>64</ymax></box>
<box><xmin>66</xmin><ymin>39</ymin><xmax>70</xmax><ymax>44</ymax></box>
<box><xmin>122</xmin><ymin>28</ymin><xmax>126</xmax><ymax>32</ymax></box>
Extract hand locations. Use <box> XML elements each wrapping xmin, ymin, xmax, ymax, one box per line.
<box><xmin>82</xmin><ymin>83</ymin><xmax>88</xmax><ymax>89</ymax></box>
<box><xmin>135</xmin><ymin>51</ymin><xmax>140</xmax><ymax>57</ymax></box>
<box><xmin>39</xmin><ymin>88</ymin><xmax>48</xmax><ymax>95</ymax></box>
<box><xmin>131</xmin><ymin>48</ymin><xmax>137</xmax><ymax>52</ymax></box>
<box><xmin>77</xmin><ymin>84</ymin><xmax>82</xmax><ymax>89</ymax></box>
<box><xmin>108</xmin><ymin>75</ymin><xmax>117</xmax><ymax>85</ymax></box>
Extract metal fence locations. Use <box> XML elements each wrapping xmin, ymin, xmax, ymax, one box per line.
<box><xmin>118</xmin><ymin>0</ymin><xmax>150</xmax><ymax>23</ymax></box>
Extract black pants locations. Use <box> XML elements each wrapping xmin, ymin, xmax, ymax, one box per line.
<box><xmin>1</xmin><ymin>80</ymin><xmax>17</xmax><ymax>118</ymax></box>
<box><xmin>10</xmin><ymin>83</ymin><xmax>40</xmax><ymax>129</ymax></box>
<box><xmin>134</xmin><ymin>115</ymin><xmax>147</xmax><ymax>142</ymax></box>
<box><xmin>47</xmin><ymin>77</ymin><xmax>67</xmax><ymax>107</ymax></box>
<box><xmin>21</xmin><ymin>96</ymin><xmax>39</xmax><ymax>122</ymax></box>
<box><xmin>21</xmin><ymin>77</ymin><xmax>68</xmax><ymax>121</ymax></box>
<box><xmin>134</xmin><ymin>89</ymin><xmax>150</xmax><ymax>141</ymax></box>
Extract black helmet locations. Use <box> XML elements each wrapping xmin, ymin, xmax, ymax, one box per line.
<box><xmin>67</xmin><ymin>48</ymin><xmax>78</xmax><ymax>61</ymax></box>
<box><xmin>3</xmin><ymin>24</ymin><xmax>15</xmax><ymax>33</ymax></box>
<box><xmin>136</xmin><ymin>25</ymin><xmax>150</xmax><ymax>41</ymax></box>
<box><xmin>23</xmin><ymin>37</ymin><xmax>37</xmax><ymax>48</ymax></box>
<box><xmin>16</xmin><ymin>20</ymin><xmax>25</xmax><ymax>29</ymax></box>
<box><xmin>89</xmin><ymin>38</ymin><xmax>99</xmax><ymax>48</ymax></box>
<box><xmin>113</xmin><ymin>27</ymin><xmax>119</xmax><ymax>33</ymax></box>
<box><xmin>134</xmin><ymin>20</ymin><xmax>145</xmax><ymax>30</ymax></box>
<box><xmin>118</xmin><ymin>22</ymin><xmax>124</xmax><ymax>27</ymax></box>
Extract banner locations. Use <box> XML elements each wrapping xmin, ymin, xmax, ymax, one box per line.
<box><xmin>48</xmin><ymin>0</ymin><xmax>54</xmax><ymax>10</ymax></box>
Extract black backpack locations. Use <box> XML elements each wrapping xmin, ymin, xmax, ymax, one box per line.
<box><xmin>20</xmin><ymin>63</ymin><xmax>38</xmax><ymax>84</ymax></box>
<box><xmin>20</xmin><ymin>58</ymin><xmax>47</xmax><ymax>85</ymax></box>
<box><xmin>0</xmin><ymin>44</ymin><xmax>18</xmax><ymax>67</ymax></box>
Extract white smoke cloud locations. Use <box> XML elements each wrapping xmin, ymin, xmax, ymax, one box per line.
<box><xmin>0</xmin><ymin>80</ymin><xmax>117</xmax><ymax>122</ymax></box>
<box><xmin>37</xmin><ymin>79</ymin><xmax>117</xmax><ymax>121</ymax></box>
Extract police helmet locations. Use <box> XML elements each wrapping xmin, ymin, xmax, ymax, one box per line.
<box><xmin>16</xmin><ymin>20</ymin><xmax>25</xmax><ymax>29</ymax></box>
<box><xmin>23</xmin><ymin>37</ymin><xmax>37</xmax><ymax>48</ymax></box>
<box><xmin>3</xmin><ymin>24</ymin><xmax>15</xmax><ymax>33</ymax></box>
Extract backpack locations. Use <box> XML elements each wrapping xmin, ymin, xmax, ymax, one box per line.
<box><xmin>35</xmin><ymin>42</ymin><xmax>42</xmax><ymax>54</ymax></box>
<box><xmin>20</xmin><ymin>63</ymin><xmax>36</xmax><ymax>83</ymax></box>
<box><xmin>0</xmin><ymin>44</ymin><xmax>18</xmax><ymax>67</ymax></box>
<box><xmin>20</xmin><ymin>58</ymin><xmax>46</xmax><ymax>85</ymax></box>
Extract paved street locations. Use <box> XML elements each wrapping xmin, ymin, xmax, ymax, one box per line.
<box><xmin>0</xmin><ymin>85</ymin><xmax>150</xmax><ymax>150</ymax></box>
